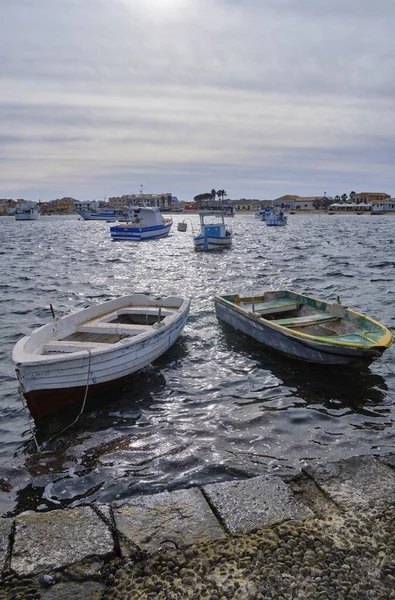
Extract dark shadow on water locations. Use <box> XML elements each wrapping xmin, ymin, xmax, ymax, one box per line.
<box><xmin>33</xmin><ymin>369</ymin><xmax>167</xmax><ymax>445</ymax></box>
<box><xmin>218</xmin><ymin>323</ymin><xmax>388</xmax><ymax>409</ymax></box>
<box><xmin>32</xmin><ymin>337</ymin><xmax>189</xmax><ymax>443</ymax></box>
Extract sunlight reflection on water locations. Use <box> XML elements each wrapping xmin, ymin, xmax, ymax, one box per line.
<box><xmin>0</xmin><ymin>213</ymin><xmax>394</xmax><ymax>514</ymax></box>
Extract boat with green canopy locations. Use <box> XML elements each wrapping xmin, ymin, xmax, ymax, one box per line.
<box><xmin>214</xmin><ymin>290</ymin><xmax>392</xmax><ymax>366</ymax></box>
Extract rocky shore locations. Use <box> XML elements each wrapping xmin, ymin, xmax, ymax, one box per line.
<box><xmin>1</xmin><ymin>454</ymin><xmax>394</xmax><ymax>599</ymax></box>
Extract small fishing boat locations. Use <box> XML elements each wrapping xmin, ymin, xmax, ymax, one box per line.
<box><xmin>214</xmin><ymin>290</ymin><xmax>392</xmax><ymax>366</ymax></box>
<box><xmin>194</xmin><ymin>211</ymin><xmax>232</xmax><ymax>251</ymax></box>
<box><xmin>79</xmin><ymin>207</ymin><xmax>124</xmax><ymax>221</ymax></box>
<box><xmin>254</xmin><ymin>206</ymin><xmax>273</xmax><ymax>221</ymax></box>
<box><xmin>13</xmin><ymin>294</ymin><xmax>190</xmax><ymax>420</ymax></box>
<box><xmin>265</xmin><ymin>208</ymin><xmax>287</xmax><ymax>226</ymax></box>
<box><xmin>223</xmin><ymin>205</ymin><xmax>235</xmax><ymax>217</ymax></box>
<box><xmin>15</xmin><ymin>205</ymin><xmax>40</xmax><ymax>221</ymax></box>
<box><xmin>110</xmin><ymin>206</ymin><xmax>172</xmax><ymax>241</ymax></box>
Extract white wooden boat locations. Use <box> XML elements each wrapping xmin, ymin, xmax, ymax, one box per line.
<box><xmin>110</xmin><ymin>206</ymin><xmax>172</xmax><ymax>240</ymax></box>
<box><xmin>13</xmin><ymin>294</ymin><xmax>190</xmax><ymax>420</ymax></box>
<box><xmin>194</xmin><ymin>211</ymin><xmax>232</xmax><ymax>251</ymax></box>
<box><xmin>215</xmin><ymin>290</ymin><xmax>392</xmax><ymax>366</ymax></box>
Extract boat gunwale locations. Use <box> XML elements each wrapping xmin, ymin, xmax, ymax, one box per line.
<box><xmin>214</xmin><ymin>291</ymin><xmax>392</xmax><ymax>350</ymax></box>
<box><xmin>13</xmin><ymin>297</ymin><xmax>191</xmax><ymax>366</ymax></box>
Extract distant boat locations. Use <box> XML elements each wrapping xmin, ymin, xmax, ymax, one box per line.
<box><xmin>194</xmin><ymin>210</ymin><xmax>232</xmax><ymax>251</ymax></box>
<box><xmin>214</xmin><ymin>290</ymin><xmax>392</xmax><ymax>366</ymax></box>
<box><xmin>223</xmin><ymin>205</ymin><xmax>235</xmax><ymax>217</ymax></box>
<box><xmin>13</xmin><ymin>294</ymin><xmax>190</xmax><ymax>420</ymax></box>
<box><xmin>110</xmin><ymin>206</ymin><xmax>172</xmax><ymax>240</ymax></box>
<box><xmin>15</xmin><ymin>205</ymin><xmax>40</xmax><ymax>221</ymax></box>
<box><xmin>265</xmin><ymin>208</ymin><xmax>287</xmax><ymax>226</ymax></box>
<box><xmin>265</xmin><ymin>210</ymin><xmax>288</xmax><ymax>227</ymax></box>
<box><xmin>79</xmin><ymin>207</ymin><xmax>126</xmax><ymax>221</ymax></box>
<box><xmin>254</xmin><ymin>206</ymin><xmax>273</xmax><ymax>221</ymax></box>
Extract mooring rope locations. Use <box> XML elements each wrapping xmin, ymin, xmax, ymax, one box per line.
<box><xmin>39</xmin><ymin>348</ymin><xmax>93</xmax><ymax>451</ymax></box>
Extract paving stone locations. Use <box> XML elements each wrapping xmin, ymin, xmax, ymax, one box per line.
<box><xmin>0</xmin><ymin>518</ymin><xmax>12</xmax><ymax>572</ymax></box>
<box><xmin>303</xmin><ymin>454</ymin><xmax>395</xmax><ymax>511</ymax></box>
<box><xmin>41</xmin><ymin>581</ymin><xmax>105</xmax><ymax>599</ymax></box>
<box><xmin>379</xmin><ymin>454</ymin><xmax>395</xmax><ymax>470</ymax></box>
<box><xmin>202</xmin><ymin>474</ymin><xmax>313</xmax><ymax>534</ymax></box>
<box><xmin>11</xmin><ymin>506</ymin><xmax>114</xmax><ymax>576</ymax></box>
<box><xmin>113</xmin><ymin>487</ymin><xmax>226</xmax><ymax>554</ymax></box>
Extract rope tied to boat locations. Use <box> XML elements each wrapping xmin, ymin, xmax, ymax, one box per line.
<box><xmin>35</xmin><ymin>348</ymin><xmax>93</xmax><ymax>452</ymax></box>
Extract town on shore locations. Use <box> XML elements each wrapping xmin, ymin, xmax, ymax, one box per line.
<box><xmin>1</xmin><ymin>190</ymin><xmax>395</xmax><ymax>215</ymax></box>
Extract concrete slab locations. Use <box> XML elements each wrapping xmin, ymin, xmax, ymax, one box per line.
<box><xmin>303</xmin><ymin>455</ymin><xmax>395</xmax><ymax>511</ymax></box>
<box><xmin>11</xmin><ymin>506</ymin><xmax>114</xmax><ymax>576</ymax></box>
<box><xmin>0</xmin><ymin>518</ymin><xmax>12</xmax><ymax>572</ymax></box>
<box><xmin>113</xmin><ymin>487</ymin><xmax>226</xmax><ymax>554</ymax></box>
<box><xmin>202</xmin><ymin>474</ymin><xmax>313</xmax><ymax>534</ymax></box>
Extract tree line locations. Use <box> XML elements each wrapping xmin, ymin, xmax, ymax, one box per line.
<box><xmin>194</xmin><ymin>189</ymin><xmax>227</xmax><ymax>204</ymax></box>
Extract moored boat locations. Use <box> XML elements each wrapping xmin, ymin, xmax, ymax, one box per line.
<box><xmin>13</xmin><ymin>294</ymin><xmax>190</xmax><ymax>420</ymax></box>
<box><xmin>265</xmin><ymin>208</ymin><xmax>287</xmax><ymax>226</ymax></box>
<box><xmin>110</xmin><ymin>206</ymin><xmax>172</xmax><ymax>240</ymax></box>
<box><xmin>79</xmin><ymin>207</ymin><xmax>124</xmax><ymax>221</ymax></box>
<box><xmin>214</xmin><ymin>290</ymin><xmax>392</xmax><ymax>366</ymax></box>
<box><xmin>15</xmin><ymin>205</ymin><xmax>40</xmax><ymax>221</ymax></box>
<box><xmin>194</xmin><ymin>210</ymin><xmax>232</xmax><ymax>251</ymax></box>
<box><xmin>223</xmin><ymin>204</ymin><xmax>235</xmax><ymax>217</ymax></box>
<box><xmin>254</xmin><ymin>206</ymin><xmax>273</xmax><ymax>221</ymax></box>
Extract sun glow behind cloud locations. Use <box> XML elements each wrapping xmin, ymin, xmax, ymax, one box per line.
<box><xmin>0</xmin><ymin>0</ymin><xmax>394</xmax><ymax>200</ymax></box>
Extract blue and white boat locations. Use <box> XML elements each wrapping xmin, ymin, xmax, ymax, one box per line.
<box><xmin>265</xmin><ymin>208</ymin><xmax>287</xmax><ymax>226</ymax></box>
<box><xmin>254</xmin><ymin>205</ymin><xmax>273</xmax><ymax>221</ymax></box>
<box><xmin>110</xmin><ymin>206</ymin><xmax>172</xmax><ymax>241</ymax></box>
<box><xmin>194</xmin><ymin>211</ymin><xmax>232</xmax><ymax>251</ymax></box>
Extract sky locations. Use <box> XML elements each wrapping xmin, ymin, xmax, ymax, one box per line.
<box><xmin>1</xmin><ymin>0</ymin><xmax>394</xmax><ymax>202</ymax></box>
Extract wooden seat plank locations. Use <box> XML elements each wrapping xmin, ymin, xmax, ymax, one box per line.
<box><xmin>273</xmin><ymin>314</ymin><xmax>339</xmax><ymax>327</ymax></box>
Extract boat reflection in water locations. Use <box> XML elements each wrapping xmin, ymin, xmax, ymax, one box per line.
<box><xmin>217</xmin><ymin>319</ymin><xmax>389</xmax><ymax>409</ymax></box>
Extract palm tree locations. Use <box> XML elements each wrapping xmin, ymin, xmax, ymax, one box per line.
<box><xmin>211</xmin><ymin>189</ymin><xmax>217</xmax><ymax>202</ymax></box>
<box><xmin>341</xmin><ymin>193</ymin><xmax>348</xmax><ymax>203</ymax></box>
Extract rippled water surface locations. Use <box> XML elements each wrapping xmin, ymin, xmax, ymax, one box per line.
<box><xmin>1</xmin><ymin>213</ymin><xmax>395</xmax><ymax>515</ymax></box>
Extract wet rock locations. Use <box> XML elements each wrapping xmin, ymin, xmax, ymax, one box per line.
<box><xmin>303</xmin><ymin>455</ymin><xmax>395</xmax><ymax>511</ymax></box>
<box><xmin>11</xmin><ymin>505</ymin><xmax>114</xmax><ymax>576</ymax></box>
<box><xmin>203</xmin><ymin>474</ymin><xmax>313</xmax><ymax>534</ymax></box>
<box><xmin>113</xmin><ymin>487</ymin><xmax>226</xmax><ymax>554</ymax></box>
<box><xmin>0</xmin><ymin>518</ymin><xmax>12</xmax><ymax>572</ymax></box>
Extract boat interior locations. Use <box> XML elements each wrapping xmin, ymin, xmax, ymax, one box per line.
<box><xmin>41</xmin><ymin>307</ymin><xmax>175</xmax><ymax>355</ymax></box>
<box><xmin>232</xmin><ymin>293</ymin><xmax>380</xmax><ymax>341</ymax></box>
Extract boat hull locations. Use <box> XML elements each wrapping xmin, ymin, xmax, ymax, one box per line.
<box><xmin>215</xmin><ymin>299</ymin><xmax>386</xmax><ymax>366</ymax></box>
<box><xmin>14</xmin><ymin>297</ymin><xmax>189</xmax><ymax>420</ymax></box>
<box><xmin>15</xmin><ymin>212</ymin><xmax>40</xmax><ymax>221</ymax></box>
<box><xmin>79</xmin><ymin>211</ymin><xmax>120</xmax><ymax>221</ymax></box>
<box><xmin>194</xmin><ymin>235</ymin><xmax>232</xmax><ymax>251</ymax></box>
<box><xmin>110</xmin><ymin>222</ymin><xmax>172</xmax><ymax>240</ymax></box>
<box><xmin>266</xmin><ymin>216</ymin><xmax>287</xmax><ymax>226</ymax></box>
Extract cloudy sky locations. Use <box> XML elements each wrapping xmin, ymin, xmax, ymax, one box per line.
<box><xmin>1</xmin><ymin>0</ymin><xmax>394</xmax><ymax>201</ymax></box>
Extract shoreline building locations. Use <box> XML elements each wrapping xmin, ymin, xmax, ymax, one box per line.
<box><xmin>109</xmin><ymin>193</ymin><xmax>172</xmax><ymax>211</ymax></box>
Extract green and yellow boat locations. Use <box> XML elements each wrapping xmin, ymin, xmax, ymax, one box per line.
<box><xmin>214</xmin><ymin>290</ymin><xmax>392</xmax><ymax>366</ymax></box>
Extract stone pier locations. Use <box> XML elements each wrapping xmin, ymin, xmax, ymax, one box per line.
<box><xmin>0</xmin><ymin>454</ymin><xmax>394</xmax><ymax>599</ymax></box>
